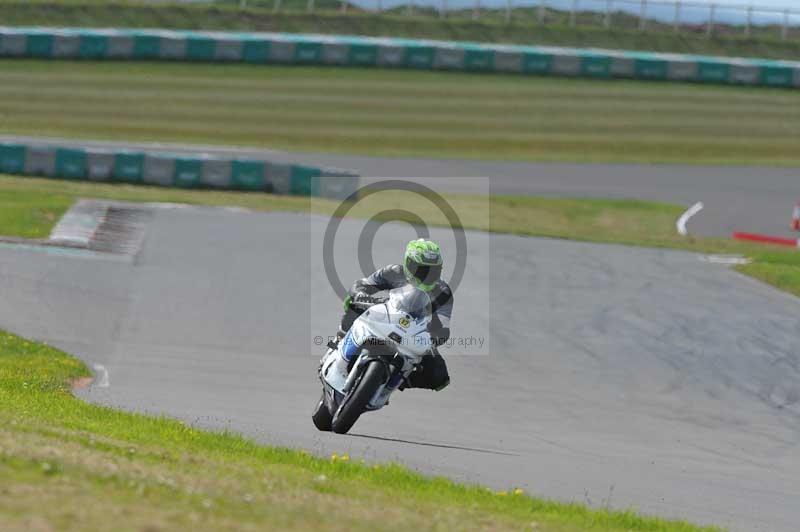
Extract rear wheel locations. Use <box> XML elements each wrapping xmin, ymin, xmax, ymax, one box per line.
<box><xmin>312</xmin><ymin>392</ymin><xmax>333</xmax><ymax>431</ymax></box>
<box><xmin>331</xmin><ymin>361</ymin><xmax>386</xmax><ymax>434</ymax></box>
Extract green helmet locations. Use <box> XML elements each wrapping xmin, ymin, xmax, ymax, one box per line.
<box><xmin>403</xmin><ymin>238</ymin><xmax>443</xmax><ymax>292</ymax></box>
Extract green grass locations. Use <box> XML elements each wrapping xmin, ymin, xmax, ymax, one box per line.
<box><xmin>0</xmin><ymin>189</ymin><xmax>73</xmax><ymax>238</ymax></box>
<box><xmin>1</xmin><ymin>173</ymin><xmax>798</xmax><ymax>297</ymax></box>
<box><xmin>0</xmin><ymin>173</ymin><xmax>315</xmax><ymax>225</ymax></box>
<box><xmin>1</xmin><ymin>0</ymin><xmax>800</xmax><ymax>60</ymax></box>
<box><xmin>0</xmin><ymin>333</ymin><xmax>719</xmax><ymax>531</ymax></box>
<box><xmin>737</xmin><ymin>250</ymin><xmax>800</xmax><ymax>297</ymax></box>
<box><xmin>3</xmin><ymin>60</ymin><xmax>800</xmax><ymax>165</ymax></box>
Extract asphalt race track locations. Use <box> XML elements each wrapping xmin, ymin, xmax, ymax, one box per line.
<box><xmin>1</xmin><ymin>206</ymin><xmax>799</xmax><ymax>531</ymax></box>
<box><xmin>3</xmin><ymin>135</ymin><xmax>799</xmax><ymax>238</ymax></box>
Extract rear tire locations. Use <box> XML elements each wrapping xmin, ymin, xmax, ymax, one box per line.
<box><xmin>331</xmin><ymin>361</ymin><xmax>386</xmax><ymax>434</ymax></box>
<box><xmin>312</xmin><ymin>392</ymin><xmax>333</xmax><ymax>432</ymax></box>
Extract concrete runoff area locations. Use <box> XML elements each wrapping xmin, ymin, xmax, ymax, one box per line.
<box><xmin>1</xmin><ymin>135</ymin><xmax>797</xmax><ymax>239</ymax></box>
<box><xmin>0</xmin><ymin>207</ymin><xmax>798</xmax><ymax>531</ymax></box>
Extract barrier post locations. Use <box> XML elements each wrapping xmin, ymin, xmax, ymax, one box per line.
<box><xmin>707</xmin><ymin>4</ymin><xmax>716</xmax><ymax>38</ymax></box>
<box><xmin>745</xmin><ymin>6</ymin><xmax>752</xmax><ymax>37</ymax></box>
<box><xmin>782</xmin><ymin>10</ymin><xmax>789</xmax><ymax>40</ymax></box>
<box><xmin>570</xmin><ymin>0</ymin><xmax>577</xmax><ymax>27</ymax></box>
<box><xmin>639</xmin><ymin>0</ymin><xmax>648</xmax><ymax>31</ymax></box>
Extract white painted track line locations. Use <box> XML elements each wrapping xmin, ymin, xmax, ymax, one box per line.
<box><xmin>677</xmin><ymin>201</ymin><xmax>704</xmax><ymax>236</ymax></box>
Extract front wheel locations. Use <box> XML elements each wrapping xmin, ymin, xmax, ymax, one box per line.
<box><xmin>331</xmin><ymin>361</ymin><xmax>386</xmax><ymax>434</ymax></box>
<box><xmin>312</xmin><ymin>392</ymin><xmax>333</xmax><ymax>431</ymax></box>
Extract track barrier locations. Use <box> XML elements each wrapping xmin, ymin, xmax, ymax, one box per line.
<box><xmin>1</xmin><ymin>27</ymin><xmax>799</xmax><ymax>89</ymax></box>
<box><xmin>0</xmin><ymin>141</ymin><xmax>359</xmax><ymax>199</ymax></box>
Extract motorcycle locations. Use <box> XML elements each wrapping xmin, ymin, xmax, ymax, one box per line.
<box><xmin>312</xmin><ymin>285</ymin><xmax>434</xmax><ymax>434</ymax></box>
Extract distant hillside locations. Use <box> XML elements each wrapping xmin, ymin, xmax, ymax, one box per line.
<box><xmin>1</xmin><ymin>0</ymin><xmax>799</xmax><ymax>60</ymax></box>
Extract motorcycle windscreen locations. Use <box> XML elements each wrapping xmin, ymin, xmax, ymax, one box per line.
<box><xmin>388</xmin><ymin>285</ymin><xmax>432</xmax><ymax>320</ymax></box>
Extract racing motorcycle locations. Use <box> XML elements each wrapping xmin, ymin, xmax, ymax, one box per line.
<box><xmin>312</xmin><ymin>285</ymin><xmax>433</xmax><ymax>434</ymax></box>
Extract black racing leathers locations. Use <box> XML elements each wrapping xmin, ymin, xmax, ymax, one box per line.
<box><xmin>340</xmin><ymin>264</ymin><xmax>452</xmax><ymax>391</ymax></box>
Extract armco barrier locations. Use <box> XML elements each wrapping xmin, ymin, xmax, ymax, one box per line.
<box><xmin>1</xmin><ymin>26</ymin><xmax>799</xmax><ymax>88</ymax></box>
<box><xmin>0</xmin><ymin>141</ymin><xmax>359</xmax><ymax>200</ymax></box>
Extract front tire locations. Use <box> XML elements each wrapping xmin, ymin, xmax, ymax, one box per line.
<box><xmin>331</xmin><ymin>361</ymin><xmax>386</xmax><ymax>434</ymax></box>
<box><xmin>312</xmin><ymin>392</ymin><xmax>333</xmax><ymax>431</ymax></box>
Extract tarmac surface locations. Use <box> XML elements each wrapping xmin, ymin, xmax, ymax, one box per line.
<box><xmin>2</xmin><ymin>135</ymin><xmax>799</xmax><ymax>238</ymax></box>
<box><xmin>1</xmin><ymin>205</ymin><xmax>799</xmax><ymax>531</ymax></box>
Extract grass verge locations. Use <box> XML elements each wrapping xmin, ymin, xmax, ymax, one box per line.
<box><xmin>735</xmin><ymin>251</ymin><xmax>800</xmax><ymax>298</ymax></box>
<box><xmin>0</xmin><ymin>332</ymin><xmax>719</xmax><ymax>531</ymax></box>
<box><xmin>1</xmin><ymin>173</ymin><xmax>798</xmax><ymax>297</ymax></box>
<box><xmin>2</xmin><ymin>60</ymin><xmax>800</xmax><ymax>165</ymax></box>
<box><xmin>1</xmin><ymin>0</ymin><xmax>800</xmax><ymax>61</ymax></box>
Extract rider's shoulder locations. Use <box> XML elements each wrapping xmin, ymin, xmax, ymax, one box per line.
<box><xmin>377</xmin><ymin>264</ymin><xmax>406</xmax><ymax>284</ymax></box>
<box><xmin>383</xmin><ymin>264</ymin><xmax>405</xmax><ymax>276</ymax></box>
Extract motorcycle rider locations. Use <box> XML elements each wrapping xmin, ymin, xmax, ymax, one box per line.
<box><xmin>339</xmin><ymin>238</ymin><xmax>452</xmax><ymax>391</ymax></box>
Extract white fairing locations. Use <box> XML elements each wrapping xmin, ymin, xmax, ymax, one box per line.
<box><xmin>320</xmin><ymin>287</ymin><xmax>433</xmax><ymax>410</ymax></box>
<box><xmin>320</xmin><ymin>347</ymin><xmax>350</xmax><ymax>393</ymax></box>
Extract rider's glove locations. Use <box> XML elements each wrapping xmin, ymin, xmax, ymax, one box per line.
<box><xmin>344</xmin><ymin>292</ymin><xmax>370</xmax><ymax>310</ymax></box>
